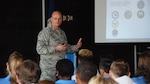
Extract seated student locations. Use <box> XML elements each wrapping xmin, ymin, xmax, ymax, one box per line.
<box><xmin>99</xmin><ymin>57</ymin><xmax>113</xmax><ymax>78</ymax></box>
<box><xmin>16</xmin><ymin>59</ymin><xmax>41</xmax><ymax>84</ymax></box>
<box><xmin>109</xmin><ymin>60</ymin><xmax>135</xmax><ymax>84</ymax></box>
<box><xmin>71</xmin><ymin>49</ymin><xmax>94</xmax><ymax>81</ymax></box>
<box><xmin>0</xmin><ymin>51</ymin><xmax>24</xmax><ymax>84</ymax></box>
<box><xmin>88</xmin><ymin>75</ymin><xmax>117</xmax><ymax>84</ymax></box>
<box><xmin>76</xmin><ymin>61</ymin><xmax>97</xmax><ymax>84</ymax></box>
<box><xmin>132</xmin><ymin>51</ymin><xmax>150</xmax><ymax>84</ymax></box>
<box><xmin>55</xmin><ymin>59</ymin><xmax>75</xmax><ymax>84</ymax></box>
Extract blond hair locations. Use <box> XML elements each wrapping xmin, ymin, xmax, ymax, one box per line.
<box><xmin>7</xmin><ymin>51</ymin><xmax>23</xmax><ymax>84</ymax></box>
<box><xmin>78</xmin><ymin>49</ymin><xmax>93</xmax><ymax>58</ymax></box>
<box><xmin>88</xmin><ymin>75</ymin><xmax>117</xmax><ymax>84</ymax></box>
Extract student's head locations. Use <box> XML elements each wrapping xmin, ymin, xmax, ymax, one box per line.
<box><xmin>135</xmin><ymin>51</ymin><xmax>150</xmax><ymax>83</ymax></box>
<box><xmin>50</xmin><ymin>10</ymin><xmax>63</xmax><ymax>29</ymax></box>
<box><xmin>88</xmin><ymin>75</ymin><xmax>117</xmax><ymax>84</ymax></box>
<box><xmin>109</xmin><ymin>59</ymin><xmax>130</xmax><ymax>78</ymax></box>
<box><xmin>77</xmin><ymin>49</ymin><xmax>93</xmax><ymax>64</ymax></box>
<box><xmin>56</xmin><ymin>59</ymin><xmax>74</xmax><ymax>80</ymax></box>
<box><xmin>6</xmin><ymin>51</ymin><xmax>24</xmax><ymax>84</ymax></box>
<box><xmin>138</xmin><ymin>51</ymin><xmax>150</xmax><ymax>71</ymax></box>
<box><xmin>76</xmin><ymin>61</ymin><xmax>97</xmax><ymax>84</ymax></box>
<box><xmin>16</xmin><ymin>59</ymin><xmax>41</xmax><ymax>84</ymax></box>
<box><xmin>99</xmin><ymin>58</ymin><xmax>113</xmax><ymax>76</ymax></box>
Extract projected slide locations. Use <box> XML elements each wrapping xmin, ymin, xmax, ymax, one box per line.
<box><xmin>106</xmin><ymin>0</ymin><xmax>150</xmax><ymax>39</ymax></box>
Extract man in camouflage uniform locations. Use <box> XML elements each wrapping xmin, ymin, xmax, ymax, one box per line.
<box><xmin>36</xmin><ymin>10</ymin><xmax>82</xmax><ymax>81</ymax></box>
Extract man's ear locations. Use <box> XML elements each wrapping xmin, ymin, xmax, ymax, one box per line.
<box><xmin>6</xmin><ymin>62</ymin><xmax>10</xmax><ymax>72</ymax></box>
<box><xmin>78</xmin><ymin>59</ymin><xmax>81</xmax><ymax>65</ymax></box>
<box><xmin>56</xmin><ymin>70</ymin><xmax>59</xmax><ymax>76</ymax></box>
<box><xmin>6</xmin><ymin>62</ymin><xmax>8</xmax><ymax>67</ymax></box>
<box><xmin>109</xmin><ymin>70</ymin><xmax>112</xmax><ymax>76</ymax></box>
<box><xmin>76</xmin><ymin>72</ymin><xmax>79</xmax><ymax>80</ymax></box>
<box><xmin>128</xmin><ymin>72</ymin><xmax>131</xmax><ymax>77</ymax></box>
<box><xmin>50</xmin><ymin>18</ymin><xmax>52</xmax><ymax>22</ymax></box>
<box><xmin>47</xmin><ymin>18</ymin><xmax>51</xmax><ymax>24</ymax></box>
<box><xmin>99</xmin><ymin>69</ymin><xmax>105</xmax><ymax>75</ymax></box>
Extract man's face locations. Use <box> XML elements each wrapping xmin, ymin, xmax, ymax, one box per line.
<box><xmin>51</xmin><ymin>12</ymin><xmax>62</xmax><ymax>29</ymax></box>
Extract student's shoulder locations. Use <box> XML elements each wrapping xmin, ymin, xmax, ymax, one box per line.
<box><xmin>131</xmin><ymin>76</ymin><xmax>146</xmax><ymax>84</ymax></box>
<box><xmin>0</xmin><ymin>75</ymin><xmax>10</xmax><ymax>84</ymax></box>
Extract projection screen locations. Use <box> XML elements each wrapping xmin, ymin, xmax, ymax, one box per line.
<box><xmin>95</xmin><ymin>0</ymin><xmax>150</xmax><ymax>43</ymax></box>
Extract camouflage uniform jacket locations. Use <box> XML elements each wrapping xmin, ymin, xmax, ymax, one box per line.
<box><xmin>36</xmin><ymin>23</ymin><xmax>78</xmax><ymax>81</ymax></box>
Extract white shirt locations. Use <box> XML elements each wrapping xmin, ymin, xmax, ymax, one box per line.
<box><xmin>114</xmin><ymin>75</ymin><xmax>135</xmax><ymax>84</ymax></box>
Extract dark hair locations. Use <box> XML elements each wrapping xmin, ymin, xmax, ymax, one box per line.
<box><xmin>135</xmin><ymin>51</ymin><xmax>150</xmax><ymax>83</ymax></box>
<box><xmin>99</xmin><ymin>58</ymin><xmax>113</xmax><ymax>73</ymax></box>
<box><xmin>76</xmin><ymin>61</ymin><xmax>97</xmax><ymax>82</ymax></box>
<box><xmin>56</xmin><ymin>59</ymin><xmax>74</xmax><ymax>77</ymax></box>
<box><xmin>16</xmin><ymin>60</ymin><xmax>41</xmax><ymax>84</ymax></box>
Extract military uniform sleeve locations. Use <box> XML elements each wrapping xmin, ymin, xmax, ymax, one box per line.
<box><xmin>66</xmin><ymin>44</ymin><xmax>79</xmax><ymax>53</ymax></box>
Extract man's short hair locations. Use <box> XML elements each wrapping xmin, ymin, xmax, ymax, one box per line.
<box><xmin>99</xmin><ymin>58</ymin><xmax>113</xmax><ymax>73</ymax></box>
<box><xmin>76</xmin><ymin>61</ymin><xmax>97</xmax><ymax>82</ymax></box>
<box><xmin>16</xmin><ymin>60</ymin><xmax>41</xmax><ymax>83</ymax></box>
<box><xmin>110</xmin><ymin>60</ymin><xmax>129</xmax><ymax>77</ymax></box>
<box><xmin>56</xmin><ymin>59</ymin><xmax>74</xmax><ymax>77</ymax></box>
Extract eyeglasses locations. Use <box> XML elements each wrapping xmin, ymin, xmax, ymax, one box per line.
<box><xmin>51</xmin><ymin>17</ymin><xmax>62</xmax><ymax>21</ymax></box>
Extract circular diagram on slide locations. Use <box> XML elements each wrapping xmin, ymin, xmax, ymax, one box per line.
<box><xmin>112</xmin><ymin>11</ymin><xmax>119</xmax><ymax>19</ymax></box>
<box><xmin>112</xmin><ymin>29</ymin><xmax>118</xmax><ymax>37</ymax></box>
<box><xmin>137</xmin><ymin>10</ymin><xmax>144</xmax><ymax>19</ymax></box>
<box><xmin>112</xmin><ymin>20</ymin><xmax>119</xmax><ymax>28</ymax></box>
<box><xmin>124</xmin><ymin>10</ymin><xmax>132</xmax><ymax>19</ymax></box>
<box><xmin>137</xmin><ymin>0</ymin><xmax>145</xmax><ymax>9</ymax></box>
